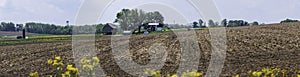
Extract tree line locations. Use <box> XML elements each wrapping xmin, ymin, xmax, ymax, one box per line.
<box><xmin>0</xmin><ymin>22</ymin><xmax>105</xmax><ymax>35</ymax></box>
<box><xmin>192</xmin><ymin>19</ymin><xmax>260</xmax><ymax>28</ymax></box>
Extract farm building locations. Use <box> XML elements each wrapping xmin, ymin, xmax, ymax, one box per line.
<box><xmin>147</xmin><ymin>23</ymin><xmax>163</xmax><ymax>31</ymax></box>
<box><xmin>102</xmin><ymin>23</ymin><xmax>117</xmax><ymax>35</ymax></box>
<box><xmin>135</xmin><ymin>23</ymin><xmax>164</xmax><ymax>34</ymax></box>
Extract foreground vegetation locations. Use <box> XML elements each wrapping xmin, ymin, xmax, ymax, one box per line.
<box><xmin>30</xmin><ymin>56</ymin><xmax>300</xmax><ymax>77</ymax></box>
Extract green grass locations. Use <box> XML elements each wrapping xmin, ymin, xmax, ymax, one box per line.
<box><xmin>0</xmin><ymin>36</ymin><xmax>17</xmax><ymax>40</ymax></box>
<box><xmin>0</xmin><ymin>34</ymin><xmax>104</xmax><ymax>45</ymax></box>
<box><xmin>0</xmin><ymin>39</ymin><xmax>67</xmax><ymax>45</ymax></box>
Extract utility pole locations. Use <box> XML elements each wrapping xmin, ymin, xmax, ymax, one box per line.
<box><xmin>66</xmin><ymin>21</ymin><xmax>71</xmax><ymax>35</ymax></box>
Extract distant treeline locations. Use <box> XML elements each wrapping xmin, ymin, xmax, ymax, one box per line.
<box><xmin>192</xmin><ymin>18</ymin><xmax>298</xmax><ymax>28</ymax></box>
<box><xmin>0</xmin><ymin>18</ymin><xmax>298</xmax><ymax>35</ymax></box>
<box><xmin>0</xmin><ymin>22</ymin><xmax>105</xmax><ymax>35</ymax></box>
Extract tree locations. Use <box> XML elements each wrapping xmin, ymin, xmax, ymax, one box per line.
<box><xmin>1</xmin><ymin>22</ymin><xmax>15</xmax><ymax>31</ymax></box>
<box><xmin>115</xmin><ymin>9</ymin><xmax>164</xmax><ymax>31</ymax></box>
<box><xmin>221</xmin><ymin>19</ymin><xmax>227</xmax><ymax>27</ymax></box>
<box><xmin>280</xmin><ymin>19</ymin><xmax>298</xmax><ymax>23</ymax></box>
<box><xmin>193</xmin><ymin>21</ymin><xmax>198</xmax><ymax>28</ymax></box>
<box><xmin>227</xmin><ymin>20</ymin><xmax>249</xmax><ymax>27</ymax></box>
<box><xmin>208</xmin><ymin>19</ymin><xmax>215</xmax><ymax>27</ymax></box>
<box><xmin>198</xmin><ymin>19</ymin><xmax>204</xmax><ymax>27</ymax></box>
<box><xmin>215</xmin><ymin>22</ymin><xmax>219</xmax><ymax>26</ymax></box>
<box><xmin>0</xmin><ymin>23</ymin><xmax>2</xmax><ymax>31</ymax></box>
<box><xmin>16</xmin><ymin>24</ymin><xmax>24</xmax><ymax>32</ymax></box>
<box><xmin>252</xmin><ymin>21</ymin><xmax>259</xmax><ymax>26</ymax></box>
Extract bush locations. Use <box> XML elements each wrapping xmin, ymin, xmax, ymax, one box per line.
<box><xmin>280</xmin><ymin>19</ymin><xmax>299</xmax><ymax>23</ymax></box>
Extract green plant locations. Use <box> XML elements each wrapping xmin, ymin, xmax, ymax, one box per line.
<box><xmin>30</xmin><ymin>56</ymin><xmax>78</xmax><ymax>77</ymax></box>
<box><xmin>79</xmin><ymin>57</ymin><xmax>100</xmax><ymax>77</ymax></box>
<box><xmin>144</xmin><ymin>68</ymin><xmax>203</xmax><ymax>77</ymax></box>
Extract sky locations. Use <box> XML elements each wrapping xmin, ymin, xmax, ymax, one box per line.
<box><xmin>0</xmin><ymin>0</ymin><xmax>299</xmax><ymax>25</ymax></box>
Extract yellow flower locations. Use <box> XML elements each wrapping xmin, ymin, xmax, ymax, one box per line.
<box><xmin>252</xmin><ymin>71</ymin><xmax>263</xmax><ymax>77</ymax></box>
<box><xmin>271</xmin><ymin>74</ymin><xmax>276</xmax><ymax>77</ymax></box>
<box><xmin>171</xmin><ymin>74</ymin><xmax>178</xmax><ymax>77</ymax></box>
<box><xmin>64</xmin><ymin>71</ymin><xmax>70</xmax><ymax>75</ymax></box>
<box><xmin>67</xmin><ymin>64</ymin><xmax>73</xmax><ymax>70</ymax></box>
<box><xmin>62</xmin><ymin>64</ymin><xmax>78</xmax><ymax>74</ymax></box>
<box><xmin>297</xmin><ymin>74</ymin><xmax>300</xmax><ymax>77</ymax></box>
<box><xmin>80</xmin><ymin>58</ymin><xmax>86</xmax><ymax>65</ymax></box>
<box><xmin>83</xmin><ymin>65</ymin><xmax>94</xmax><ymax>70</ymax></box>
<box><xmin>55</xmin><ymin>56</ymin><xmax>61</xmax><ymax>61</ymax></box>
<box><xmin>58</xmin><ymin>62</ymin><xmax>64</xmax><ymax>66</ymax></box>
<box><xmin>52</xmin><ymin>62</ymin><xmax>59</xmax><ymax>66</ymax></box>
<box><xmin>72</xmin><ymin>68</ymin><xmax>79</xmax><ymax>74</ymax></box>
<box><xmin>47</xmin><ymin>59</ymin><xmax>53</xmax><ymax>65</ymax></box>
<box><xmin>92</xmin><ymin>57</ymin><xmax>100</xmax><ymax>63</ymax></box>
<box><xmin>144</xmin><ymin>71</ymin><xmax>149</xmax><ymax>75</ymax></box>
<box><xmin>53</xmin><ymin>60</ymin><xmax>58</xmax><ymax>64</ymax></box>
<box><xmin>233</xmin><ymin>74</ymin><xmax>239</xmax><ymax>77</ymax></box>
<box><xmin>62</xmin><ymin>74</ymin><xmax>67</xmax><ymax>77</ymax></box>
<box><xmin>194</xmin><ymin>71</ymin><xmax>203</xmax><ymax>77</ymax></box>
<box><xmin>29</xmin><ymin>72</ymin><xmax>38</xmax><ymax>77</ymax></box>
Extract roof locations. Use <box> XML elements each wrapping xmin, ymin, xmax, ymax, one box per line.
<box><xmin>106</xmin><ymin>23</ymin><xmax>117</xmax><ymax>28</ymax></box>
<box><xmin>148</xmin><ymin>23</ymin><xmax>159</xmax><ymax>25</ymax></box>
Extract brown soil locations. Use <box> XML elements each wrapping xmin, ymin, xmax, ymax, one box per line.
<box><xmin>0</xmin><ymin>22</ymin><xmax>299</xmax><ymax>77</ymax></box>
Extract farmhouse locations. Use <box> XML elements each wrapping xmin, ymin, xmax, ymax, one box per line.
<box><xmin>147</xmin><ymin>23</ymin><xmax>163</xmax><ymax>31</ymax></box>
<box><xmin>102</xmin><ymin>23</ymin><xmax>117</xmax><ymax>35</ymax></box>
<box><xmin>134</xmin><ymin>23</ymin><xmax>164</xmax><ymax>34</ymax></box>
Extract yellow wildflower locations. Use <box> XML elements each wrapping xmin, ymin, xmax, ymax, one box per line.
<box><xmin>252</xmin><ymin>71</ymin><xmax>263</xmax><ymax>77</ymax></box>
<box><xmin>47</xmin><ymin>59</ymin><xmax>53</xmax><ymax>65</ymax></box>
<box><xmin>80</xmin><ymin>58</ymin><xmax>86</xmax><ymax>65</ymax></box>
<box><xmin>233</xmin><ymin>74</ymin><xmax>239</xmax><ymax>77</ymax></box>
<box><xmin>67</xmin><ymin>64</ymin><xmax>73</xmax><ymax>70</ymax></box>
<box><xmin>55</xmin><ymin>56</ymin><xmax>61</xmax><ymax>61</ymax></box>
<box><xmin>171</xmin><ymin>74</ymin><xmax>178</xmax><ymax>77</ymax></box>
<box><xmin>29</xmin><ymin>72</ymin><xmax>38</xmax><ymax>77</ymax></box>
<box><xmin>167</xmin><ymin>74</ymin><xmax>178</xmax><ymax>77</ymax></box>
<box><xmin>92</xmin><ymin>57</ymin><xmax>100</xmax><ymax>63</ymax></box>
<box><xmin>53</xmin><ymin>60</ymin><xmax>58</xmax><ymax>64</ymax></box>
<box><xmin>52</xmin><ymin>62</ymin><xmax>59</xmax><ymax>66</ymax></box>
<box><xmin>64</xmin><ymin>71</ymin><xmax>70</xmax><ymax>75</ymax></box>
<box><xmin>62</xmin><ymin>74</ymin><xmax>67</xmax><ymax>77</ymax></box>
<box><xmin>58</xmin><ymin>62</ymin><xmax>64</xmax><ymax>66</ymax></box>
<box><xmin>194</xmin><ymin>71</ymin><xmax>203</xmax><ymax>77</ymax></box>
<box><xmin>83</xmin><ymin>65</ymin><xmax>94</xmax><ymax>70</ymax></box>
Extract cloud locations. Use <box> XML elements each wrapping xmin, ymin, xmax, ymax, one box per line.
<box><xmin>0</xmin><ymin>0</ymin><xmax>7</xmax><ymax>7</ymax></box>
<box><xmin>214</xmin><ymin>0</ymin><xmax>300</xmax><ymax>23</ymax></box>
<box><xmin>0</xmin><ymin>0</ymin><xmax>81</xmax><ymax>25</ymax></box>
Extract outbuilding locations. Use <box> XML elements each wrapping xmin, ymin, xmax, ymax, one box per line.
<box><xmin>102</xmin><ymin>23</ymin><xmax>117</xmax><ymax>35</ymax></box>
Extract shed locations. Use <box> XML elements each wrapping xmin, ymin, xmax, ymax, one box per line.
<box><xmin>102</xmin><ymin>23</ymin><xmax>117</xmax><ymax>35</ymax></box>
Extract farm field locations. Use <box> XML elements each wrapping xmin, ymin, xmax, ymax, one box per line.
<box><xmin>0</xmin><ymin>31</ymin><xmax>38</xmax><ymax>36</ymax></box>
<box><xmin>0</xmin><ymin>22</ymin><xmax>300</xmax><ymax>77</ymax></box>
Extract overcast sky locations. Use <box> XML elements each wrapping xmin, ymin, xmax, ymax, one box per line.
<box><xmin>0</xmin><ymin>0</ymin><xmax>299</xmax><ymax>25</ymax></box>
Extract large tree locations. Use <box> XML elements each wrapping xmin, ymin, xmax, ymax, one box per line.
<box><xmin>193</xmin><ymin>21</ymin><xmax>198</xmax><ymax>28</ymax></box>
<box><xmin>252</xmin><ymin>21</ymin><xmax>259</xmax><ymax>26</ymax></box>
<box><xmin>1</xmin><ymin>22</ymin><xmax>15</xmax><ymax>31</ymax></box>
<box><xmin>221</xmin><ymin>19</ymin><xmax>227</xmax><ymax>27</ymax></box>
<box><xmin>198</xmin><ymin>19</ymin><xmax>204</xmax><ymax>27</ymax></box>
<box><xmin>208</xmin><ymin>19</ymin><xmax>215</xmax><ymax>27</ymax></box>
<box><xmin>280</xmin><ymin>18</ymin><xmax>298</xmax><ymax>23</ymax></box>
<box><xmin>115</xmin><ymin>9</ymin><xmax>164</xmax><ymax>30</ymax></box>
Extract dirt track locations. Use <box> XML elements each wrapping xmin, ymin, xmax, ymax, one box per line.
<box><xmin>0</xmin><ymin>22</ymin><xmax>300</xmax><ymax>77</ymax></box>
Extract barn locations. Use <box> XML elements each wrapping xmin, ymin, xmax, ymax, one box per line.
<box><xmin>102</xmin><ymin>23</ymin><xmax>117</xmax><ymax>35</ymax></box>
